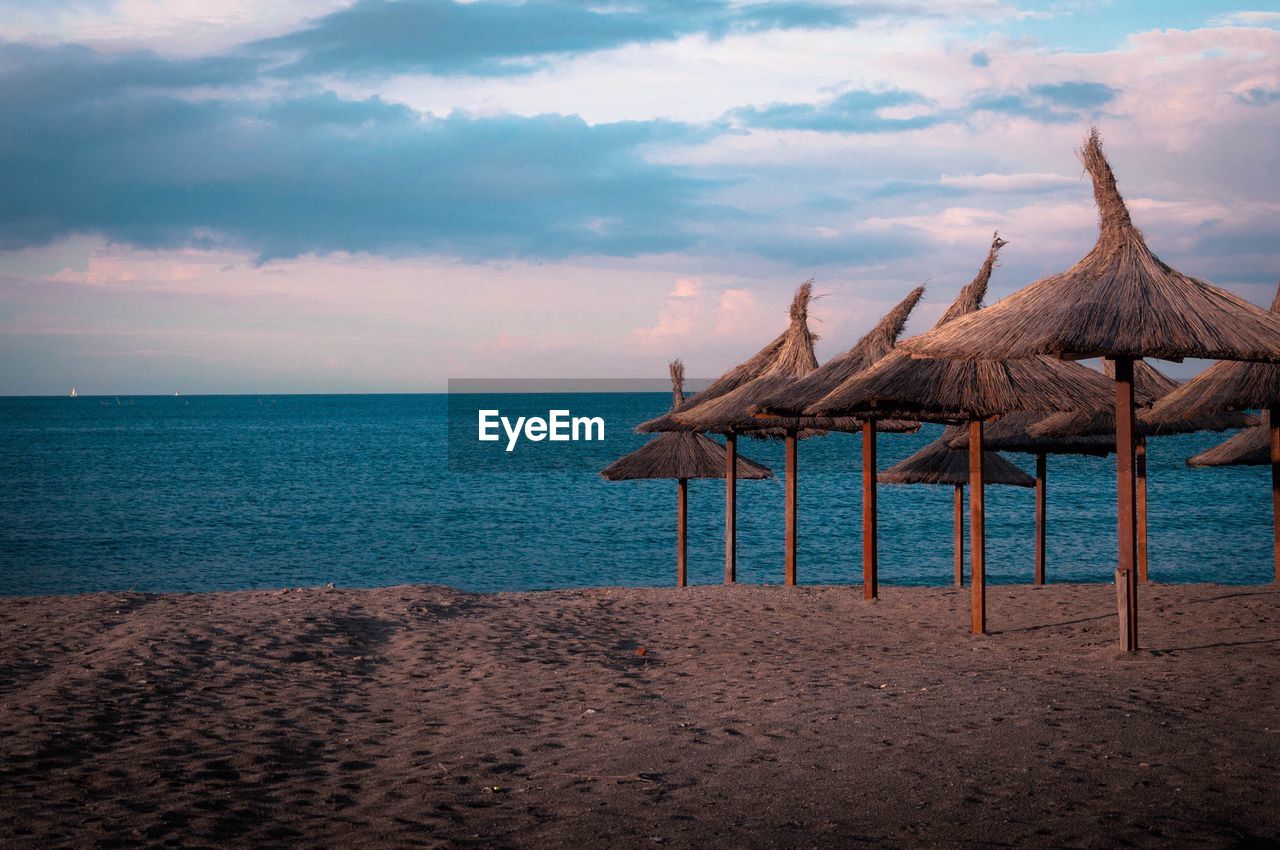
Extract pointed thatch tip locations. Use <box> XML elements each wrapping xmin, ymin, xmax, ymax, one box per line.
<box><xmin>881</xmin><ymin>285</ymin><xmax>926</xmax><ymax>337</ymax></box>
<box><xmin>669</xmin><ymin>359</ymin><xmax>685</xmax><ymax>411</ymax></box>
<box><xmin>975</xmin><ymin>230</ymin><xmax>1007</xmax><ymax>295</ymax></box>
<box><xmin>1080</xmin><ymin>126</ymin><xmax>1132</xmax><ymax>233</ymax></box>
<box><xmin>790</xmin><ymin>279</ymin><xmax>815</xmax><ymax>324</ymax></box>
<box><xmin>1270</xmin><ymin>277</ymin><xmax>1280</xmax><ymax>314</ymax></box>
<box><xmin>933</xmin><ymin>233</ymin><xmax>1005</xmax><ymax>327</ymax></box>
<box><xmin>860</xmin><ymin>284</ymin><xmax>927</xmax><ymax>352</ymax></box>
<box><xmin>990</xmin><ymin>230</ymin><xmax>1007</xmax><ymax>254</ymax></box>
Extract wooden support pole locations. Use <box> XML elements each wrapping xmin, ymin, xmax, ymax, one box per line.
<box><xmin>1035</xmin><ymin>452</ymin><xmax>1047</xmax><ymax>586</ymax></box>
<box><xmin>862</xmin><ymin>418</ymin><xmax>878</xmax><ymax>600</ymax></box>
<box><xmin>725</xmin><ymin>432</ymin><xmax>737</xmax><ymax>585</ymax></box>
<box><xmin>677</xmin><ymin>478</ymin><xmax>688</xmax><ymax>588</ymax></box>
<box><xmin>954</xmin><ymin>484</ymin><xmax>964</xmax><ymax>587</ymax></box>
<box><xmin>785</xmin><ymin>431</ymin><xmax>798</xmax><ymax>587</ymax></box>
<box><xmin>1271</xmin><ymin>405</ymin><xmax>1280</xmax><ymax>583</ymax></box>
<box><xmin>968</xmin><ymin>420</ymin><xmax>986</xmax><ymax>635</ymax></box>
<box><xmin>1136</xmin><ymin>436</ymin><xmax>1149</xmax><ymax>583</ymax></box>
<box><xmin>1114</xmin><ymin>357</ymin><xmax>1139</xmax><ymax>652</ymax></box>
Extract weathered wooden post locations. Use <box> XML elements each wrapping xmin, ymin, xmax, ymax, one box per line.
<box><xmin>1114</xmin><ymin>358</ymin><xmax>1138</xmax><ymax>651</ymax></box>
<box><xmin>785</xmin><ymin>431</ymin><xmax>798</xmax><ymax>587</ymax></box>
<box><xmin>969</xmin><ymin>419</ymin><xmax>986</xmax><ymax>634</ymax></box>
<box><xmin>862</xmin><ymin>418</ymin><xmax>878</xmax><ymax>599</ymax></box>
<box><xmin>1136</xmin><ymin>436</ymin><xmax>1149</xmax><ymax>582</ymax></box>
<box><xmin>1272</xmin><ymin>406</ymin><xmax>1280</xmax><ymax>583</ymax></box>
<box><xmin>725</xmin><ymin>432</ymin><xmax>737</xmax><ymax>584</ymax></box>
<box><xmin>954</xmin><ymin>484</ymin><xmax>964</xmax><ymax>587</ymax></box>
<box><xmin>677</xmin><ymin>479</ymin><xmax>688</xmax><ymax>587</ymax></box>
<box><xmin>1035</xmin><ymin>451</ymin><xmax>1047</xmax><ymax>585</ymax></box>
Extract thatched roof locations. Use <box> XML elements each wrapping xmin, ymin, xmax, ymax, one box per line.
<box><xmin>603</xmin><ymin>361</ymin><xmax>773</xmax><ymax>481</ymax></box>
<box><xmin>1145</xmin><ymin>281</ymin><xmax>1280</xmax><ymax>425</ymax></box>
<box><xmin>601</xmin><ymin>433</ymin><xmax>774</xmax><ymax>480</ymax></box>
<box><xmin>879</xmin><ymin>427</ymin><xmax>1035</xmax><ymax>487</ymax></box>
<box><xmin>803</xmin><ymin>234</ymin><xmax>1114</xmax><ymax>423</ymax></box>
<box><xmin>670</xmin><ymin>281</ymin><xmax>828</xmax><ymax>436</ymax></box>
<box><xmin>806</xmin><ymin>355</ymin><xmax>1113</xmax><ymax>422</ymax></box>
<box><xmin>1187</xmin><ymin>412</ymin><xmax>1270</xmax><ymax>468</ymax></box>
<box><xmin>636</xmin><ymin>330</ymin><xmax>787</xmax><ymax>433</ymax></box>
<box><xmin>936</xmin><ymin>234</ymin><xmax>1004</xmax><ymax>327</ymax></box>
<box><xmin>946</xmin><ymin>411</ymin><xmax>1114</xmax><ymax>457</ymax></box>
<box><xmin>1029</xmin><ymin>359</ymin><xmax>1255</xmax><ymax>438</ymax></box>
<box><xmin>755</xmin><ymin>284</ymin><xmax>925</xmax><ymax>426</ymax></box>
<box><xmin>899</xmin><ymin>129</ymin><xmax>1280</xmax><ymax>363</ymax></box>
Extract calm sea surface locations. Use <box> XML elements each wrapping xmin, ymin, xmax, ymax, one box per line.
<box><xmin>0</xmin><ymin>394</ymin><xmax>1272</xmax><ymax>595</ymax></box>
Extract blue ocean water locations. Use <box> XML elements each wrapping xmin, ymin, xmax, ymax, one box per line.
<box><xmin>0</xmin><ymin>394</ymin><xmax>1272</xmax><ymax>595</ymax></box>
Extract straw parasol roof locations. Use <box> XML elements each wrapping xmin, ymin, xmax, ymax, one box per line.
<box><xmin>1144</xmin><ymin>281</ymin><xmax>1280</xmax><ymax>426</ymax></box>
<box><xmin>947</xmin><ymin>411</ymin><xmax>1114</xmax><ymax>456</ymax></box>
<box><xmin>804</xmin><ymin>234</ymin><xmax>1114</xmax><ymax>423</ymax></box>
<box><xmin>811</xmin><ymin>356</ymin><xmax>1114</xmax><ymax>422</ymax></box>
<box><xmin>1187</xmin><ymin>412</ymin><xmax>1270</xmax><ymax>467</ymax></box>
<box><xmin>1029</xmin><ymin>359</ymin><xmax>1254</xmax><ymax>439</ymax></box>
<box><xmin>636</xmin><ymin>322</ymin><xmax>790</xmax><ymax>434</ymax></box>
<box><xmin>899</xmin><ymin>130</ymin><xmax>1280</xmax><ymax>364</ymax></box>
<box><xmin>880</xmin><ymin>427</ymin><xmax>1035</xmax><ymax>487</ymax></box>
<box><xmin>603</xmin><ymin>361</ymin><xmax>773</xmax><ymax>481</ymax></box>
<box><xmin>669</xmin><ymin>281</ymin><xmax>829</xmax><ymax>436</ymax></box>
<box><xmin>755</xmin><ymin>284</ymin><xmax>926</xmax><ymax>432</ymax></box>
<box><xmin>875</xmin><ymin>129</ymin><xmax>1280</xmax><ymax>650</ymax></box>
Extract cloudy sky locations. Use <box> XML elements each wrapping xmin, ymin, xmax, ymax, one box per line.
<box><xmin>1</xmin><ymin>0</ymin><xmax>1278</xmax><ymax>394</ymax></box>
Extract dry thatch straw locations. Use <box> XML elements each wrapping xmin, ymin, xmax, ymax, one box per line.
<box><xmin>1030</xmin><ymin>359</ymin><xmax>1255</xmax><ymax>439</ymax></box>
<box><xmin>636</xmin><ymin>334</ymin><xmax>787</xmax><ymax>434</ymax></box>
<box><xmin>1187</xmin><ymin>411</ymin><xmax>1270</xmax><ymax>467</ymax></box>
<box><xmin>670</xmin><ymin>281</ymin><xmax>829</xmax><ymax>436</ymax></box>
<box><xmin>809</xmin><ymin>355</ymin><xmax>1113</xmax><ymax>422</ymax></box>
<box><xmin>754</xmin><ymin>284</ymin><xmax>925</xmax><ymax>433</ymax></box>
<box><xmin>936</xmin><ymin>234</ymin><xmax>1004</xmax><ymax>326</ymax></box>
<box><xmin>1144</xmin><ymin>281</ymin><xmax>1280</xmax><ymax>426</ymax></box>
<box><xmin>804</xmin><ymin>234</ymin><xmax>1113</xmax><ymax>423</ymax></box>
<box><xmin>602</xmin><ymin>361</ymin><xmax>772</xmax><ymax>481</ymax></box>
<box><xmin>947</xmin><ymin>411</ymin><xmax>1114</xmax><ymax>456</ymax></box>
<box><xmin>899</xmin><ymin>130</ymin><xmax>1280</xmax><ymax>363</ymax></box>
<box><xmin>885</xmin><ymin>130</ymin><xmax>1280</xmax><ymax>649</ymax></box>
<box><xmin>880</xmin><ymin>427</ymin><xmax>1035</xmax><ymax>487</ymax></box>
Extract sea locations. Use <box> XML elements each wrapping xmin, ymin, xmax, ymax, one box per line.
<box><xmin>0</xmin><ymin>393</ymin><xmax>1273</xmax><ymax>596</ymax></box>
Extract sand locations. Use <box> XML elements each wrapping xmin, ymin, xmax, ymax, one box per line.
<box><xmin>1</xmin><ymin>581</ymin><xmax>1277</xmax><ymax>849</ymax></box>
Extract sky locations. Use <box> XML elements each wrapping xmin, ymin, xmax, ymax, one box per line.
<box><xmin>1</xmin><ymin>0</ymin><xmax>1278</xmax><ymax>394</ymax></box>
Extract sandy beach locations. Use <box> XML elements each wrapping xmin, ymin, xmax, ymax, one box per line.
<box><xmin>1</xmin><ymin>582</ymin><xmax>1277</xmax><ymax>848</ymax></box>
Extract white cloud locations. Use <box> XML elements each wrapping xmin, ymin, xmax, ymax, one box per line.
<box><xmin>5</xmin><ymin>4</ymin><xmax>1280</xmax><ymax>390</ymax></box>
<box><xmin>1207</xmin><ymin>11</ymin><xmax>1280</xmax><ymax>28</ymax></box>
<box><xmin>670</xmin><ymin>277</ymin><xmax>701</xmax><ymax>299</ymax></box>
<box><xmin>939</xmin><ymin>172</ymin><xmax>1078</xmax><ymax>192</ymax></box>
<box><xmin>0</xmin><ymin>0</ymin><xmax>351</xmax><ymax>55</ymax></box>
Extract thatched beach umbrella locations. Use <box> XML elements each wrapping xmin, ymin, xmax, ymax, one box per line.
<box><xmin>805</xmin><ymin>234</ymin><xmax>1113</xmax><ymax>634</ymax></box>
<box><xmin>898</xmin><ymin>130</ymin><xmax>1280</xmax><ymax>651</ymax></box>
<box><xmin>669</xmin><ymin>282</ymin><xmax>830</xmax><ymax>585</ymax></box>
<box><xmin>1144</xmin><ymin>282</ymin><xmax>1280</xmax><ymax>580</ymax></box>
<box><xmin>949</xmin><ymin>412</ymin><xmax>1112</xmax><ymax>585</ymax></box>
<box><xmin>1188</xmin><ymin>411</ymin><xmax>1270</xmax><ymax>468</ymax></box>
<box><xmin>639</xmin><ymin>282</ymin><xmax>818</xmax><ymax>584</ymax></box>
<box><xmin>882</xmin><ymin>425</ymin><xmax>1034</xmax><ymax>585</ymax></box>
<box><xmin>635</xmin><ymin>286</ymin><xmax>804</xmax><ymax>583</ymax></box>
<box><xmin>1033</xmin><ymin>360</ymin><xmax>1249</xmax><ymax>439</ymax></box>
<box><xmin>753</xmin><ymin>285</ymin><xmax>926</xmax><ymax>597</ymax></box>
<box><xmin>604</xmin><ymin>361</ymin><xmax>772</xmax><ymax>586</ymax></box>
<box><xmin>1027</xmin><ymin>359</ymin><xmax>1251</xmax><ymax>581</ymax></box>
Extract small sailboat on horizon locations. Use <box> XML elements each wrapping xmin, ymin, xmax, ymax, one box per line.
<box><xmin>69</xmin><ymin>387</ymin><xmax>77</xmax><ymax>397</ymax></box>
